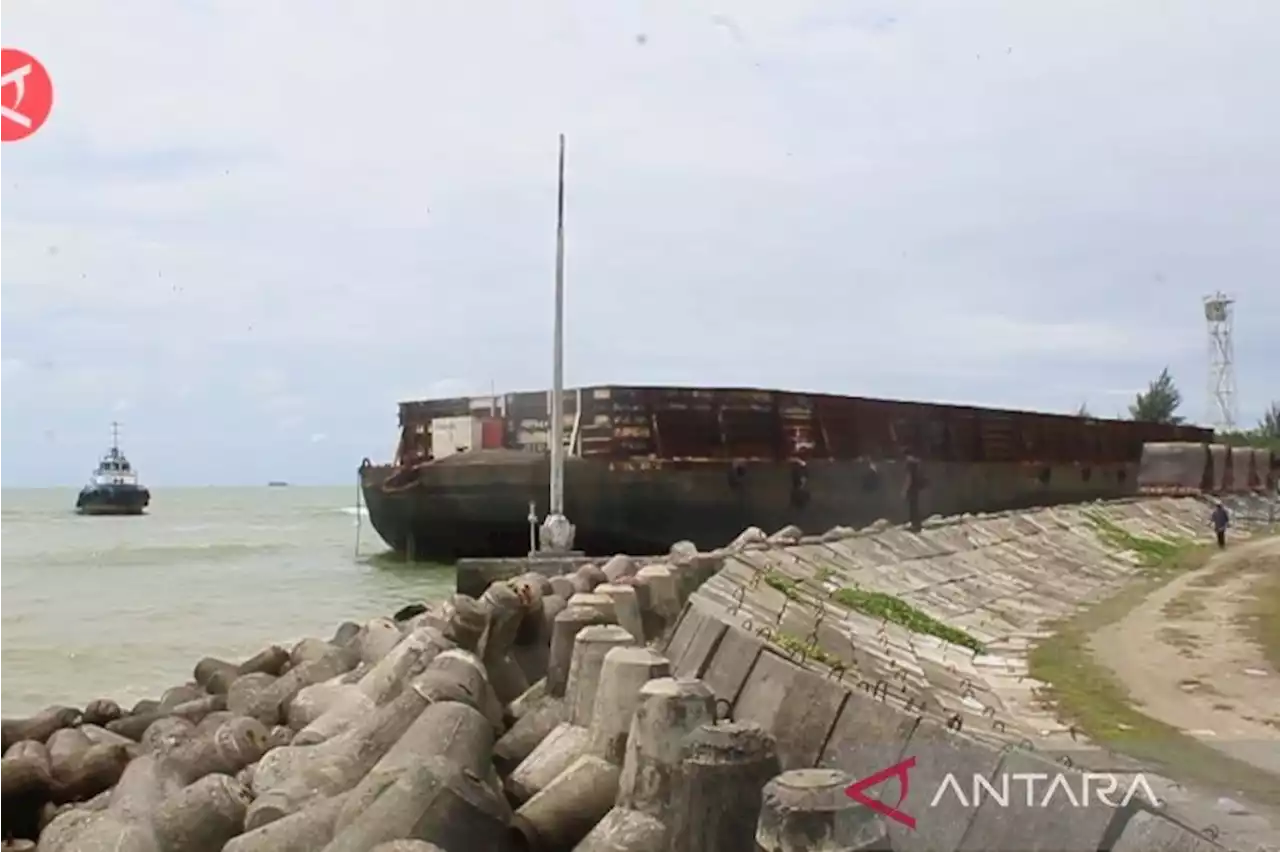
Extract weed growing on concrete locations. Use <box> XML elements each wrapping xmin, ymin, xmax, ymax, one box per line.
<box><xmin>830</xmin><ymin>587</ymin><xmax>985</xmax><ymax>653</ymax></box>
<box><xmin>763</xmin><ymin>570</ymin><xmax>802</xmax><ymax>600</ymax></box>
<box><xmin>774</xmin><ymin>630</ymin><xmax>842</xmax><ymax>669</ymax></box>
<box><xmin>1083</xmin><ymin>512</ymin><xmax>1189</xmax><ymax>566</ymax></box>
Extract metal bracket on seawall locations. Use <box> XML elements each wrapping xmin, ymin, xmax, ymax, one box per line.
<box><xmin>538</xmin><ymin>511</ymin><xmax>578</xmax><ymax>555</ymax></box>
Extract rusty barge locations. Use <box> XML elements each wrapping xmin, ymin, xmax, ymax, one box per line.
<box><xmin>358</xmin><ymin>385</ymin><xmax>1210</xmax><ymax>560</ymax></box>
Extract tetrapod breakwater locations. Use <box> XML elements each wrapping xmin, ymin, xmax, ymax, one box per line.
<box><xmin>2</xmin><ymin>493</ymin><xmax>1276</xmax><ymax>851</ymax></box>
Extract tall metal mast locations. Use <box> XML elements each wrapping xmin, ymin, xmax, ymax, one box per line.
<box><xmin>538</xmin><ymin>134</ymin><xmax>576</xmax><ymax>554</ymax></box>
<box><xmin>550</xmin><ymin>133</ymin><xmax>566</xmax><ymax>517</ymax></box>
<box><xmin>111</xmin><ymin>421</ymin><xmax>120</xmax><ymax>453</ymax></box>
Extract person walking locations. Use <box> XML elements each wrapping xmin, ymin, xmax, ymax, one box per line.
<box><xmin>1211</xmin><ymin>500</ymin><xmax>1230</xmax><ymax>549</ymax></box>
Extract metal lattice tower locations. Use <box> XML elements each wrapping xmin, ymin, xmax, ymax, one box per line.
<box><xmin>1203</xmin><ymin>292</ymin><xmax>1237</xmax><ymax>431</ymax></box>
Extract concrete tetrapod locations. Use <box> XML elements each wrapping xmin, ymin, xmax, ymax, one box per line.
<box><xmin>223</xmin><ymin>792</ymin><xmax>351</xmax><ymax>852</ymax></box>
<box><xmin>547</xmin><ymin>606</ymin><xmax>615</xmax><ymax>698</ymax></box>
<box><xmin>493</xmin><ymin>691</ymin><xmax>566</xmax><ymax>776</ymax></box>
<box><xmin>510</xmin><ymin>754</ymin><xmax>621</xmax><ymax>852</ymax></box>
<box><xmin>591</xmin><ymin>585</ymin><xmax>645</xmax><ymax>643</ymax></box>
<box><xmin>755</xmin><ymin>768</ymin><xmax>890</xmax><ymax>852</ymax></box>
<box><xmin>615</xmin><ymin>677</ymin><xmax>715</xmax><ymax>820</ymax></box>
<box><xmin>571</xmin><ymin>807</ymin><xmax>666</xmax><ymax>852</ymax></box>
<box><xmin>512</xmin><ymin>594</ymin><xmax>564</xmax><ymax>687</ymax></box>
<box><xmin>585</xmin><ymin>647</ymin><xmax>671</xmax><ymax>765</ymax></box>
<box><xmin>294</xmin><ymin>625</ymin><xmax>454</xmax><ymax>745</ymax></box>
<box><xmin>244</xmin><ymin>652</ymin><xmax>492</xmax><ymax>831</ymax></box>
<box><xmin>506</xmin><ymin>625</ymin><xmax>635</xmax><ymax>804</ymax></box>
<box><xmin>667</xmin><ymin>721</ymin><xmax>781</xmax><ymax>852</ymax></box>
<box><xmin>480</xmin><ymin>582</ymin><xmax>532</xmax><ymax>705</ymax></box>
<box><xmin>44</xmin><ymin>773</ymin><xmax>252</xmax><ymax>852</ymax></box>
<box><xmin>323</xmin><ymin>756</ymin><xmax>511</xmax><ymax>852</ymax></box>
<box><xmin>333</xmin><ymin>699</ymin><xmax>496</xmax><ymax>835</ymax></box>
<box><xmin>369</xmin><ymin>843</ymin><xmax>447</xmax><ymax>852</ymax></box>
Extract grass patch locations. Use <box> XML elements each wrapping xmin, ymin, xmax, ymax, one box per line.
<box><xmin>1239</xmin><ymin>570</ymin><xmax>1280</xmax><ymax>672</ymax></box>
<box><xmin>830</xmin><ymin>587</ymin><xmax>985</xmax><ymax>653</ymax></box>
<box><xmin>774</xmin><ymin>630</ymin><xmax>842</xmax><ymax>669</ymax></box>
<box><xmin>1027</xmin><ymin>542</ymin><xmax>1280</xmax><ymax>807</ymax></box>
<box><xmin>763</xmin><ymin>570</ymin><xmax>802</xmax><ymax>600</ymax></box>
<box><xmin>1082</xmin><ymin>512</ymin><xmax>1190</xmax><ymax>566</ymax></box>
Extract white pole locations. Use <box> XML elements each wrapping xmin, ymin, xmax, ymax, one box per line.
<box><xmin>550</xmin><ymin>133</ymin><xmax>566</xmax><ymax>517</ymax></box>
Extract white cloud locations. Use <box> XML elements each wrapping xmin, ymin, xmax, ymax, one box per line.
<box><xmin>2</xmin><ymin>0</ymin><xmax>1278</xmax><ymax>485</ymax></box>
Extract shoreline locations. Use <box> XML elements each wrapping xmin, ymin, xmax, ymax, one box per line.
<box><xmin>3</xmin><ymin>493</ymin><xmax>1277</xmax><ymax>850</ymax></box>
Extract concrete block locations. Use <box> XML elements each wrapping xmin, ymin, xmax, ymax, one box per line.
<box><xmin>664</xmin><ymin>605</ymin><xmax>728</xmax><ymax>679</ymax></box>
<box><xmin>323</xmin><ymin>756</ymin><xmax>509</xmax><ymax>852</ymax></box>
<box><xmin>668</xmin><ymin>721</ymin><xmax>781</xmax><ymax>852</ymax></box>
<box><xmin>506</xmin><ymin>722</ymin><xmax>591</xmax><ymax>805</ymax></box>
<box><xmin>755</xmin><ymin>768</ymin><xmax>890</xmax><ymax>851</ymax></box>
<box><xmin>955</xmin><ymin>748</ymin><xmax>1117</xmax><ymax>852</ymax></box>
<box><xmin>566</xmin><ymin>625</ymin><xmax>638</xmax><ymax>728</ymax></box>
<box><xmin>223</xmin><ymin>793</ymin><xmax>351</xmax><ymax>852</ymax></box>
<box><xmin>818</xmin><ymin>687</ymin><xmax>920</xmax><ymax>787</ymax></box>
<box><xmin>699</xmin><ymin>624</ymin><xmax>763</xmax><ymax>707</ymax></box>
<box><xmin>875</xmin><ymin>719</ymin><xmax>1004</xmax><ymax>852</ymax></box>
<box><xmin>587</xmin><ymin>647</ymin><xmax>671</xmax><ymax>765</ymax></box>
<box><xmin>593</xmin><ymin>584</ymin><xmax>645</xmax><ymax>642</ymax></box>
<box><xmin>1109</xmin><ymin>810</ymin><xmax>1225</xmax><ymax>852</ymax></box>
<box><xmin>494</xmin><ymin>697</ymin><xmax>566</xmax><ymax>775</ymax></box>
<box><xmin>548</xmin><ymin>606</ymin><xmax>613</xmax><ymax>699</ymax></box>
<box><xmin>334</xmin><ymin>700</ymin><xmax>495</xmax><ymax>834</ymax></box>
<box><xmin>617</xmin><ymin>677</ymin><xmax>715</xmax><ymax>819</ymax></box>
<box><xmin>731</xmin><ymin>650</ymin><xmax>848</xmax><ymax>770</ymax></box>
<box><xmin>512</xmin><ymin>754</ymin><xmax>621</xmax><ymax>852</ymax></box>
<box><xmin>573</xmin><ymin>807</ymin><xmax>666</xmax><ymax>852</ymax></box>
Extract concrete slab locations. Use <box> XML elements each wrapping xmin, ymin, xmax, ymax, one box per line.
<box><xmin>731</xmin><ymin>649</ymin><xmax>848</xmax><ymax>770</ymax></box>
<box><xmin>663</xmin><ymin>603</ymin><xmax>727</xmax><ymax>679</ymax></box>
<box><xmin>700</xmin><ymin>624</ymin><xmax>764</xmax><ymax>707</ymax></box>
<box><xmin>1108</xmin><ymin>811</ymin><xmax>1226</xmax><ymax>851</ymax></box>
<box><xmin>818</xmin><ymin>685</ymin><xmax>920</xmax><ymax>786</ymax></box>
<box><xmin>955</xmin><ymin>747</ymin><xmax>1117</xmax><ymax>852</ymax></box>
<box><xmin>883</xmin><ymin>719</ymin><xmax>1007</xmax><ymax>852</ymax></box>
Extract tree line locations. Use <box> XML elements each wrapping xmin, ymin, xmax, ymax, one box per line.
<box><xmin>1078</xmin><ymin>367</ymin><xmax>1279</xmax><ymax>451</ymax></box>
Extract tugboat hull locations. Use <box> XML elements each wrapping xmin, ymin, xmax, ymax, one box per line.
<box><xmin>76</xmin><ymin>485</ymin><xmax>150</xmax><ymax>516</ymax></box>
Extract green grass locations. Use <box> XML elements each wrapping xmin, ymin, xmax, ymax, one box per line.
<box><xmin>1082</xmin><ymin>511</ymin><xmax>1190</xmax><ymax>566</ymax></box>
<box><xmin>1027</xmin><ymin>541</ymin><xmax>1280</xmax><ymax>807</ymax></box>
<box><xmin>830</xmin><ymin>586</ymin><xmax>986</xmax><ymax>653</ymax></box>
<box><xmin>763</xmin><ymin>570</ymin><xmax>802</xmax><ymax>600</ymax></box>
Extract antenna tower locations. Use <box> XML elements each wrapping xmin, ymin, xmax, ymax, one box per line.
<box><xmin>1203</xmin><ymin>292</ymin><xmax>1237</xmax><ymax>431</ymax></box>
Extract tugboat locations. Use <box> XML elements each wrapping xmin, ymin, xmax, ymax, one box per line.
<box><xmin>76</xmin><ymin>422</ymin><xmax>151</xmax><ymax>515</ymax></box>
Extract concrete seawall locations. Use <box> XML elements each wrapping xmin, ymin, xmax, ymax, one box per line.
<box><xmin>2</xmin><ymin>493</ymin><xmax>1276</xmax><ymax>851</ymax></box>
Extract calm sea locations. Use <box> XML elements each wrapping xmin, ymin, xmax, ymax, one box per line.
<box><xmin>0</xmin><ymin>486</ymin><xmax>454</xmax><ymax>716</ymax></box>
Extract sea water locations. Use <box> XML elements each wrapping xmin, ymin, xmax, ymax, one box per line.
<box><xmin>0</xmin><ymin>486</ymin><xmax>453</xmax><ymax>716</ymax></box>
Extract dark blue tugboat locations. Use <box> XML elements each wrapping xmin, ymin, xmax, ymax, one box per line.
<box><xmin>76</xmin><ymin>422</ymin><xmax>151</xmax><ymax>515</ymax></box>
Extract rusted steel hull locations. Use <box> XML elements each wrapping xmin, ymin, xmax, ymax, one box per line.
<box><xmin>360</xmin><ymin>384</ymin><xmax>1213</xmax><ymax>560</ymax></box>
<box><xmin>361</xmin><ymin>454</ymin><xmax>1147</xmax><ymax>560</ymax></box>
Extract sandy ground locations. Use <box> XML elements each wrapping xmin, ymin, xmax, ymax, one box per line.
<box><xmin>1090</xmin><ymin>536</ymin><xmax>1280</xmax><ymax>851</ymax></box>
<box><xmin>1091</xmin><ymin>536</ymin><xmax>1280</xmax><ymax>774</ymax></box>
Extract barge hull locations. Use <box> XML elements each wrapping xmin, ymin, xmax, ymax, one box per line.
<box><xmin>360</xmin><ymin>384</ymin><xmax>1212</xmax><ymax>560</ymax></box>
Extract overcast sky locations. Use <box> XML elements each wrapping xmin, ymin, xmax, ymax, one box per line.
<box><xmin>2</xmin><ymin>0</ymin><xmax>1277</xmax><ymax>487</ymax></box>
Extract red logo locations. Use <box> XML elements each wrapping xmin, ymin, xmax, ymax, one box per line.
<box><xmin>2</xmin><ymin>48</ymin><xmax>55</xmax><ymax>142</ymax></box>
<box><xmin>845</xmin><ymin>756</ymin><xmax>917</xmax><ymax>829</ymax></box>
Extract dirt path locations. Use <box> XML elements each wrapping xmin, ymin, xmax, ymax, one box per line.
<box><xmin>1091</xmin><ymin>537</ymin><xmax>1280</xmax><ymax>775</ymax></box>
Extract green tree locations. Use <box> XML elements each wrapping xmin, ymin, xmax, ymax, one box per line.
<box><xmin>1260</xmin><ymin>400</ymin><xmax>1280</xmax><ymax>439</ymax></box>
<box><xmin>1128</xmin><ymin>367</ymin><xmax>1184</xmax><ymax>424</ymax></box>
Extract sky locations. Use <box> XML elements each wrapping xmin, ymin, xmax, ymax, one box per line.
<box><xmin>2</xmin><ymin>0</ymin><xmax>1277</xmax><ymax>487</ymax></box>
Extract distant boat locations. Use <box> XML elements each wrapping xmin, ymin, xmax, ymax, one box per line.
<box><xmin>76</xmin><ymin>422</ymin><xmax>151</xmax><ymax>516</ymax></box>
<box><xmin>267</xmin><ymin>481</ymin><xmax>289</xmax><ymax>487</ymax></box>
